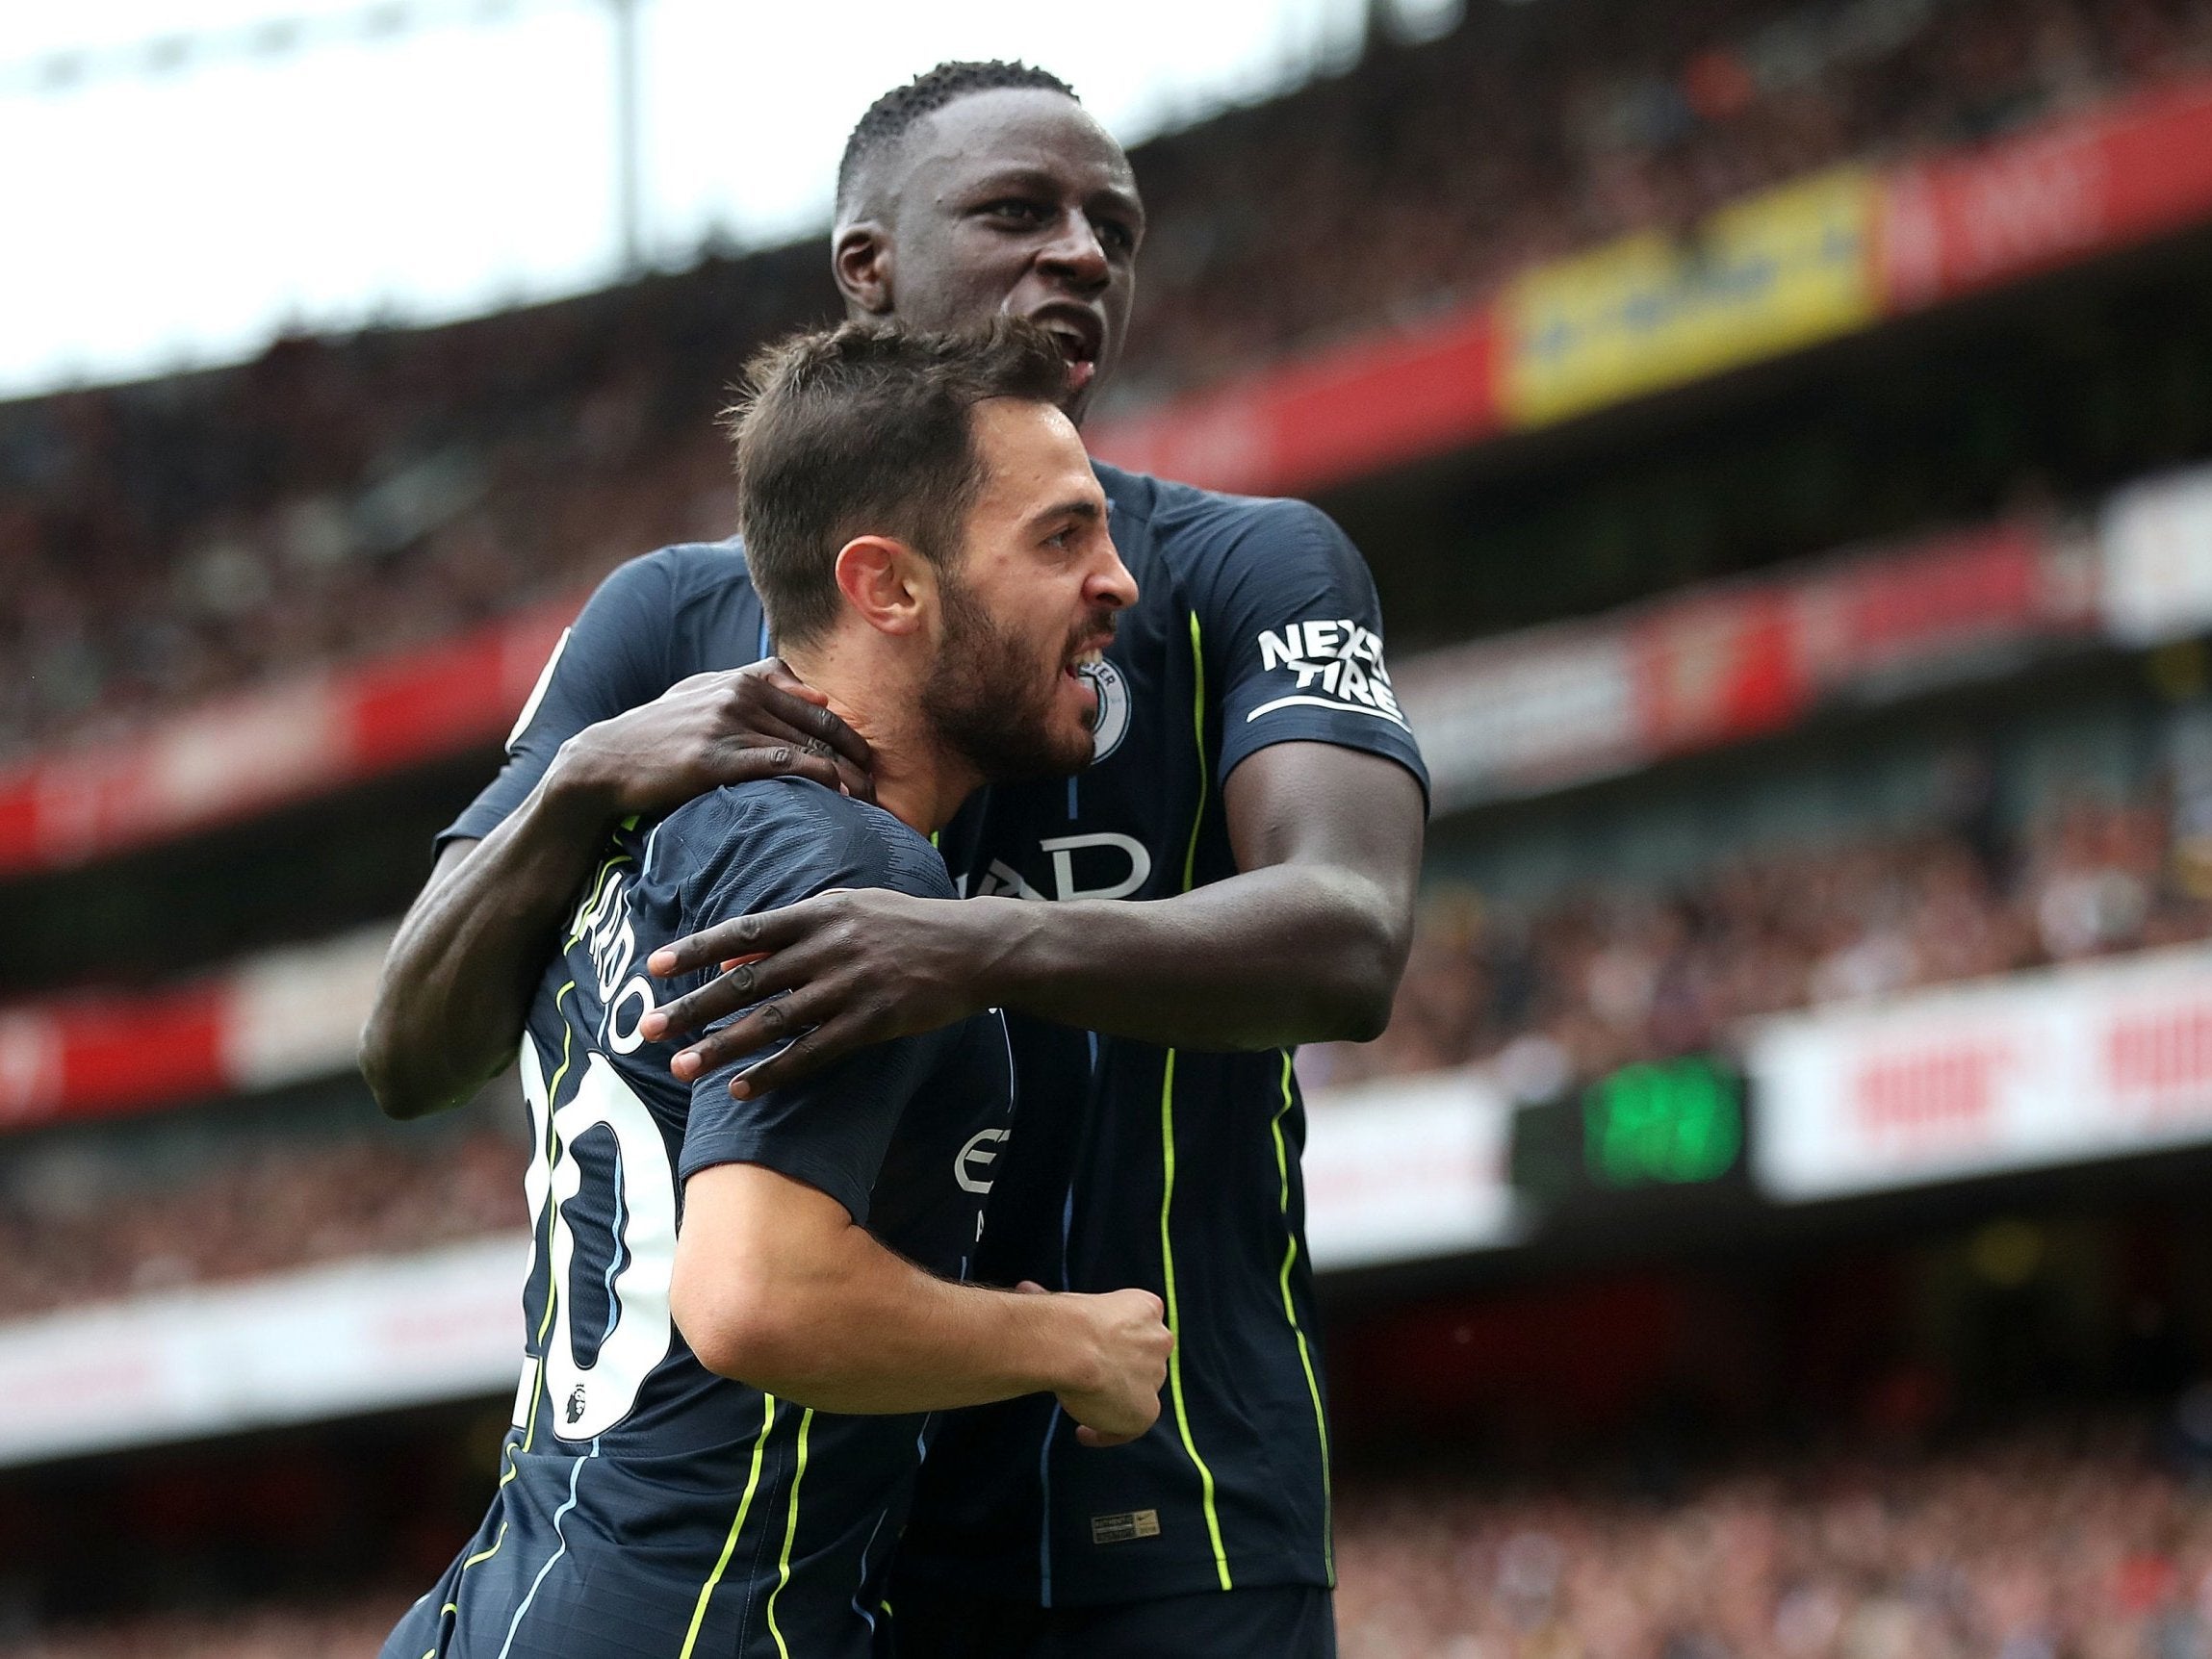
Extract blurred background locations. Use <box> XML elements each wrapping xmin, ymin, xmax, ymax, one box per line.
<box><xmin>9</xmin><ymin>0</ymin><xmax>2212</xmax><ymax>1651</ymax></box>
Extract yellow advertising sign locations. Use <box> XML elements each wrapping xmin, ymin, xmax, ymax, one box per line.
<box><xmin>1502</xmin><ymin>167</ymin><xmax>1880</xmax><ymax>428</ymax></box>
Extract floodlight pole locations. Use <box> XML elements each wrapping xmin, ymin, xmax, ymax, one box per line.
<box><xmin>609</xmin><ymin>0</ymin><xmax>644</xmax><ymax>276</ymax></box>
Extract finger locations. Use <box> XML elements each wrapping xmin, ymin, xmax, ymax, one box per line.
<box><xmin>711</xmin><ymin>709</ymin><xmax>860</xmax><ymax>771</ymax></box>
<box><xmin>749</xmin><ymin>680</ymin><xmax>873</xmax><ymax>774</ymax></box>
<box><xmin>729</xmin><ymin>1008</ymin><xmax>871</xmax><ymax>1098</ymax></box>
<box><xmin>831</xmin><ymin>753</ymin><xmax>875</xmax><ymax>805</ymax></box>
<box><xmin>663</xmin><ymin>977</ymin><xmax>829</xmax><ymax>1080</ymax></box>
<box><xmin>666</xmin><ymin>969</ymin><xmax>850</xmax><ymax>1079</ymax></box>
<box><xmin>1075</xmin><ymin>1425</ymin><xmax>1139</xmax><ymax>1449</ymax></box>
<box><xmin>704</xmin><ymin>740</ymin><xmax>846</xmax><ymax>795</ymax></box>
<box><xmin>648</xmin><ymin>901</ymin><xmax>824</xmax><ymax>979</ymax></box>
<box><xmin>638</xmin><ymin>951</ymin><xmax>794</xmax><ymax>1046</ymax></box>
<box><xmin>1016</xmin><ymin>1281</ymin><xmax>1050</xmax><ymax>1295</ymax></box>
<box><xmin>753</xmin><ymin>657</ymin><xmax>827</xmax><ymax>704</ymax></box>
<box><xmin>734</xmin><ymin>721</ymin><xmax>871</xmax><ymax>802</ymax></box>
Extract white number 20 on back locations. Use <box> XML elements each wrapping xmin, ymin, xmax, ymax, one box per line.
<box><xmin>513</xmin><ymin>1034</ymin><xmax>679</xmax><ymax>1441</ymax></box>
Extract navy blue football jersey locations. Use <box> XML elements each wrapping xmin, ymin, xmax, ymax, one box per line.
<box><xmin>391</xmin><ymin>778</ymin><xmax>1013</xmax><ymax>1659</ymax></box>
<box><xmin>442</xmin><ymin>462</ymin><xmax>1429</xmax><ymax>1608</ymax></box>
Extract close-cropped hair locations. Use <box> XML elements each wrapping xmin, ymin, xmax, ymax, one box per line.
<box><xmin>836</xmin><ymin>60</ymin><xmax>1078</xmax><ymax>217</ymax></box>
<box><xmin>725</xmin><ymin>319</ymin><xmax>1070</xmax><ymax>649</ymax></box>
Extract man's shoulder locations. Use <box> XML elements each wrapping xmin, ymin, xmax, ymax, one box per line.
<box><xmin>655</xmin><ymin>778</ymin><xmax>954</xmax><ymax>912</ymax></box>
<box><xmin>577</xmin><ymin>535</ymin><xmax>761</xmax><ymax>680</ymax></box>
<box><xmin>624</xmin><ymin>534</ymin><xmax>756</xmax><ymax>605</ymax></box>
<box><xmin>1095</xmin><ymin>461</ymin><xmax>1342</xmax><ymax>565</ymax></box>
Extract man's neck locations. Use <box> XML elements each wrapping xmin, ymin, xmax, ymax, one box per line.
<box><xmin>783</xmin><ymin>647</ymin><xmax>980</xmax><ymax>837</ymax></box>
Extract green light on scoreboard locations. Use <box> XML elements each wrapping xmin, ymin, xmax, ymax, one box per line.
<box><xmin>1582</xmin><ymin>1058</ymin><xmax>1742</xmax><ymax>1188</ymax></box>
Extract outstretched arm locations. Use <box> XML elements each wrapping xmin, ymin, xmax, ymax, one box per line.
<box><xmin>643</xmin><ymin>741</ymin><xmax>1424</xmax><ymax>1096</ymax></box>
<box><xmin>673</xmin><ymin>1161</ymin><xmax>1171</xmax><ymax>1442</ymax></box>
<box><xmin>359</xmin><ymin>662</ymin><xmax>871</xmax><ymax>1120</ymax></box>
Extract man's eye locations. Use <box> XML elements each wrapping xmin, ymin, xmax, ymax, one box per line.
<box><xmin>987</xmin><ymin>200</ymin><xmax>1045</xmax><ymax>222</ymax></box>
<box><xmin>1096</xmin><ymin>220</ymin><xmax>1136</xmax><ymax>253</ymax></box>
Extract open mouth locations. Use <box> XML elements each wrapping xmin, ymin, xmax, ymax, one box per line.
<box><xmin>1032</xmin><ymin>309</ymin><xmax>1102</xmax><ymax>395</ymax></box>
<box><xmin>1064</xmin><ymin>645</ymin><xmax>1107</xmax><ymax>717</ymax></box>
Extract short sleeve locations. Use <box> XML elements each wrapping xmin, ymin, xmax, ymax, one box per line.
<box><xmin>665</xmin><ymin>785</ymin><xmax>957</xmax><ymax>1226</ymax></box>
<box><xmin>1193</xmin><ymin>498</ymin><xmax>1430</xmax><ymax>802</ymax></box>
<box><xmin>437</xmin><ymin>553</ymin><xmax>683</xmax><ymax>851</ymax></box>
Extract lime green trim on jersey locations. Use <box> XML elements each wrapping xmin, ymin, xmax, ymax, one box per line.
<box><xmin>502</xmin><ymin>989</ymin><xmax>578</xmax><ymax>1489</ymax></box>
<box><xmin>566</xmin><ymin>854</ymin><xmax>633</xmax><ymax>947</ymax></box>
<box><xmin>460</xmin><ymin>1519</ymin><xmax>509</xmax><ymax>1572</ymax></box>
<box><xmin>1155</xmin><ymin>609</ymin><xmax>1233</xmax><ymax>1591</ymax></box>
<box><xmin>503</xmin><ymin>1358</ymin><xmax>544</xmax><ymax>1489</ymax></box>
<box><xmin>1178</xmin><ymin>612</ymin><xmax>1207</xmax><ymax>889</ymax></box>
<box><xmin>533</xmin><ymin>985</ymin><xmax>579</xmax><ymax>1360</ymax></box>
<box><xmin>764</xmin><ymin>1406</ymin><xmax>815</xmax><ymax>1659</ymax></box>
<box><xmin>435</xmin><ymin>1515</ymin><xmax>513</xmax><ymax>1621</ymax></box>
<box><xmin>679</xmin><ymin>1392</ymin><xmax>779</xmax><ymax>1659</ymax></box>
<box><xmin>1271</xmin><ymin>1050</ymin><xmax>1336</xmax><ymax>1584</ymax></box>
<box><xmin>1158</xmin><ymin>1051</ymin><xmax>1232</xmax><ymax>1589</ymax></box>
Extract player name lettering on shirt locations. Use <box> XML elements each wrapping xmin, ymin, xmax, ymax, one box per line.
<box><xmin>1252</xmin><ymin>617</ymin><xmax>1406</xmax><ymax>726</ymax></box>
<box><xmin>571</xmin><ymin>864</ymin><xmax>656</xmax><ymax>1053</ymax></box>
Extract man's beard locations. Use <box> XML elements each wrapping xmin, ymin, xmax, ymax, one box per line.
<box><xmin>923</xmin><ymin>571</ymin><xmax>1102</xmax><ymax>784</ymax></box>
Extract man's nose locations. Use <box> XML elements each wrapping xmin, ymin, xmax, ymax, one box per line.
<box><xmin>1039</xmin><ymin>211</ymin><xmax>1109</xmax><ymax>292</ymax></box>
<box><xmin>1091</xmin><ymin>543</ymin><xmax>1139</xmax><ymax>612</ymax></box>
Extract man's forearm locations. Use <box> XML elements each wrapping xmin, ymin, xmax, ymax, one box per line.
<box><xmin>974</xmin><ymin>858</ymin><xmax>1407</xmax><ymax>1052</ymax></box>
<box><xmin>358</xmin><ymin>771</ymin><xmax>612</xmax><ymax>1119</ymax></box>
<box><xmin>680</xmin><ymin>1207</ymin><xmax>1103</xmax><ymax>1415</ymax></box>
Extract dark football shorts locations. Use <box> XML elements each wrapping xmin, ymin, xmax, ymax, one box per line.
<box><xmin>885</xmin><ymin>1580</ymin><xmax>1335</xmax><ymax>1659</ymax></box>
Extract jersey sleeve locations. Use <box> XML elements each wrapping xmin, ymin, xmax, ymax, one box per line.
<box><xmin>436</xmin><ymin>552</ymin><xmax>684</xmax><ymax>851</ymax></box>
<box><xmin>1193</xmin><ymin>498</ymin><xmax>1429</xmax><ymax>803</ymax></box>
<box><xmin>669</xmin><ymin>790</ymin><xmax>957</xmax><ymax>1226</ymax></box>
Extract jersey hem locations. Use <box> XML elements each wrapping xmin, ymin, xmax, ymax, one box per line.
<box><xmin>892</xmin><ymin>1545</ymin><xmax>1330</xmax><ymax>1610</ymax></box>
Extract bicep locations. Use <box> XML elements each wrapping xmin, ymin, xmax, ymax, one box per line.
<box><xmin>1222</xmin><ymin>742</ymin><xmax>1425</xmax><ymax>896</ymax></box>
<box><xmin>676</xmin><ymin>1161</ymin><xmax>851</xmax><ymax>1285</ymax></box>
<box><xmin>672</xmin><ymin>1161</ymin><xmax>862</xmax><ymax>1361</ymax></box>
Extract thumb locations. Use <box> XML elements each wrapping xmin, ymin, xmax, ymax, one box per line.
<box><xmin>1016</xmin><ymin>1280</ymin><xmax>1051</xmax><ymax>1296</ymax></box>
<box><xmin>762</xmin><ymin>657</ymin><xmax>830</xmax><ymax>704</ymax></box>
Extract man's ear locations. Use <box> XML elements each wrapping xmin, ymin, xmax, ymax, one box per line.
<box><xmin>834</xmin><ymin>535</ymin><xmax>928</xmax><ymax>634</ymax></box>
<box><xmin>833</xmin><ymin>222</ymin><xmax>894</xmax><ymax>317</ymax></box>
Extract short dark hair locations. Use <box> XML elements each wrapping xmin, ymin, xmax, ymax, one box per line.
<box><xmin>726</xmin><ymin>320</ymin><xmax>1070</xmax><ymax>650</ymax></box>
<box><xmin>836</xmin><ymin>60</ymin><xmax>1078</xmax><ymax>217</ymax></box>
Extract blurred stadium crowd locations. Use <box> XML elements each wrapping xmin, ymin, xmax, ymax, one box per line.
<box><xmin>1332</xmin><ymin>1417</ymin><xmax>2212</xmax><ymax>1659</ymax></box>
<box><xmin>6</xmin><ymin>0</ymin><xmax>2212</xmax><ymax>762</ymax></box>
<box><xmin>1309</xmin><ymin>778</ymin><xmax>2212</xmax><ymax>1090</ymax></box>
<box><xmin>1</xmin><ymin>1599</ymin><xmax>404</xmax><ymax>1659</ymax></box>
<box><xmin>0</xmin><ymin>771</ymin><xmax>2198</xmax><ymax>1322</ymax></box>
<box><xmin>0</xmin><ymin>1126</ymin><xmax>520</xmax><ymax>1322</ymax></box>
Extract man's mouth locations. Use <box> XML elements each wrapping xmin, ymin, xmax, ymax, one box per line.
<box><xmin>1031</xmin><ymin>309</ymin><xmax>1103</xmax><ymax>395</ymax></box>
<box><xmin>1063</xmin><ymin>644</ymin><xmax>1109</xmax><ymax>720</ymax></box>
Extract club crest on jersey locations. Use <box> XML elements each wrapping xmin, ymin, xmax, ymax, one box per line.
<box><xmin>1079</xmin><ymin>657</ymin><xmax>1131</xmax><ymax>761</ymax></box>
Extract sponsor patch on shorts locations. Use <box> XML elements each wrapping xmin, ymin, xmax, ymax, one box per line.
<box><xmin>1089</xmin><ymin>1509</ymin><xmax>1162</xmax><ymax>1545</ymax></box>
